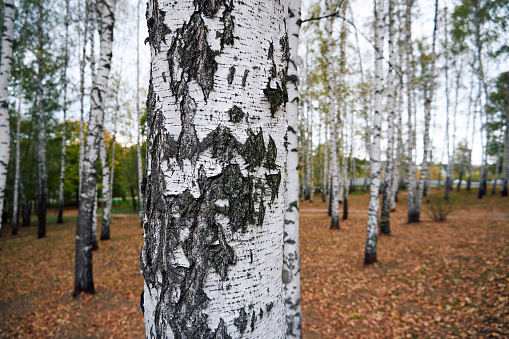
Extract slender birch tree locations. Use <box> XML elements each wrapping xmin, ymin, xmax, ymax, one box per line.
<box><xmin>99</xmin><ymin>131</ymin><xmax>111</xmax><ymax>240</ymax></box>
<box><xmin>283</xmin><ymin>1</ymin><xmax>302</xmax><ymax>336</ymax></box>
<box><xmin>57</xmin><ymin>0</ymin><xmax>70</xmax><ymax>224</ymax></box>
<box><xmin>12</xmin><ymin>82</ymin><xmax>22</xmax><ymax>235</ymax></box>
<box><xmin>140</xmin><ymin>1</ymin><xmax>289</xmax><ymax>336</ymax></box>
<box><xmin>136</xmin><ymin>0</ymin><xmax>144</xmax><ymax>225</ymax></box>
<box><xmin>414</xmin><ymin>0</ymin><xmax>438</xmax><ymax>222</ymax></box>
<box><xmin>74</xmin><ymin>0</ymin><xmax>116</xmax><ymax>297</ymax></box>
<box><xmin>380</xmin><ymin>0</ymin><xmax>396</xmax><ymax>235</ymax></box>
<box><xmin>500</xmin><ymin>73</ymin><xmax>509</xmax><ymax>197</ymax></box>
<box><xmin>0</xmin><ymin>0</ymin><xmax>15</xmax><ymax>234</ymax></box>
<box><xmin>365</xmin><ymin>0</ymin><xmax>384</xmax><ymax>265</ymax></box>
<box><xmin>325</xmin><ymin>0</ymin><xmax>340</xmax><ymax>230</ymax></box>
<box><xmin>36</xmin><ymin>1</ymin><xmax>48</xmax><ymax>239</ymax></box>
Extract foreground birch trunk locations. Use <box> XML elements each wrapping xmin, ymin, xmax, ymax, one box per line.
<box><xmin>0</xmin><ymin>0</ymin><xmax>15</xmax><ymax>234</ymax></box>
<box><xmin>283</xmin><ymin>1</ymin><xmax>302</xmax><ymax>336</ymax></box>
<box><xmin>140</xmin><ymin>1</ymin><xmax>289</xmax><ymax>337</ymax></box>
<box><xmin>74</xmin><ymin>0</ymin><xmax>116</xmax><ymax>297</ymax></box>
<box><xmin>325</xmin><ymin>0</ymin><xmax>340</xmax><ymax>230</ymax></box>
<box><xmin>365</xmin><ymin>0</ymin><xmax>384</xmax><ymax>265</ymax></box>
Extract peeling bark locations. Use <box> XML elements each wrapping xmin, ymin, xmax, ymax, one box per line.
<box><xmin>141</xmin><ymin>1</ymin><xmax>289</xmax><ymax>337</ymax></box>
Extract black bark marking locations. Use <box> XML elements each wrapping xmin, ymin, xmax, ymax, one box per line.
<box><xmin>250</xmin><ymin>310</ymin><xmax>256</xmax><ymax>332</ymax></box>
<box><xmin>265</xmin><ymin>172</ymin><xmax>281</xmax><ymax>203</ymax></box>
<box><xmin>227</xmin><ymin>66</ymin><xmax>236</xmax><ymax>85</ymax></box>
<box><xmin>177</xmin><ymin>94</ymin><xmax>199</xmax><ymax>163</ymax></box>
<box><xmin>263</xmin><ymin>82</ymin><xmax>287</xmax><ymax>117</ymax></box>
<box><xmin>241</xmin><ymin>69</ymin><xmax>249</xmax><ymax>87</ymax></box>
<box><xmin>194</xmin><ymin>0</ymin><xmax>231</xmax><ymax>17</ymax></box>
<box><xmin>234</xmin><ymin>307</ymin><xmax>248</xmax><ymax>334</ymax></box>
<box><xmin>168</xmin><ymin>13</ymin><xmax>217</xmax><ymax>101</ymax></box>
<box><xmin>146</xmin><ymin>1</ymin><xmax>171</xmax><ymax>54</ymax></box>
<box><xmin>286</xmin><ymin>200</ymin><xmax>298</xmax><ymax>212</ymax></box>
<box><xmin>287</xmin><ymin>74</ymin><xmax>298</xmax><ymax>86</ymax></box>
<box><xmin>220</xmin><ymin>7</ymin><xmax>235</xmax><ymax>49</ymax></box>
<box><xmin>242</xmin><ymin>128</ymin><xmax>266</xmax><ymax>171</ymax></box>
<box><xmin>228</xmin><ymin>105</ymin><xmax>244</xmax><ymax>123</ymax></box>
<box><xmin>264</xmin><ymin>136</ymin><xmax>277</xmax><ymax>170</ymax></box>
<box><xmin>266</xmin><ymin>302</ymin><xmax>274</xmax><ymax>313</ymax></box>
<box><xmin>282</xmin><ymin>269</ymin><xmax>292</xmax><ymax>284</ymax></box>
<box><xmin>267</xmin><ymin>40</ymin><xmax>274</xmax><ymax>60</ymax></box>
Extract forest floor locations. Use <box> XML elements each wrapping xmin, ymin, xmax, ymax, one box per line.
<box><xmin>0</xmin><ymin>189</ymin><xmax>508</xmax><ymax>338</ymax></box>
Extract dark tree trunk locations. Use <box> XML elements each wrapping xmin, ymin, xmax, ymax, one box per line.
<box><xmin>342</xmin><ymin>193</ymin><xmax>348</xmax><ymax>221</ymax></box>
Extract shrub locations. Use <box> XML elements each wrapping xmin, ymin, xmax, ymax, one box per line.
<box><xmin>428</xmin><ymin>198</ymin><xmax>455</xmax><ymax>221</ymax></box>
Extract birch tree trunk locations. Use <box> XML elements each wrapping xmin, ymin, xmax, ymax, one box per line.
<box><xmin>0</xmin><ymin>0</ymin><xmax>15</xmax><ymax>234</ymax></box>
<box><xmin>100</xmin><ymin>131</ymin><xmax>111</xmax><ymax>240</ymax></box>
<box><xmin>37</xmin><ymin>1</ymin><xmax>47</xmax><ymax>239</ymax></box>
<box><xmin>458</xmin><ymin>69</ymin><xmax>475</xmax><ymax>192</ymax></box>
<box><xmin>74</xmin><ymin>0</ymin><xmax>116</xmax><ymax>297</ymax></box>
<box><xmin>502</xmin><ymin>77</ymin><xmax>509</xmax><ymax>196</ymax></box>
<box><xmin>446</xmin><ymin>64</ymin><xmax>460</xmax><ymax>200</ymax></box>
<box><xmin>283</xmin><ymin>1</ymin><xmax>302</xmax><ymax>336</ymax></box>
<box><xmin>414</xmin><ymin>0</ymin><xmax>438</xmax><ymax>221</ymax></box>
<box><xmin>136</xmin><ymin>0</ymin><xmax>144</xmax><ymax>226</ymax></box>
<box><xmin>492</xmin><ymin>136</ymin><xmax>501</xmax><ymax>195</ymax></box>
<box><xmin>325</xmin><ymin>0</ymin><xmax>340</xmax><ymax>230</ymax></box>
<box><xmin>12</xmin><ymin>83</ymin><xmax>22</xmax><ymax>235</ymax></box>
<box><xmin>365</xmin><ymin>0</ymin><xmax>384</xmax><ymax>265</ymax></box>
<box><xmin>140</xmin><ymin>1</ymin><xmax>289</xmax><ymax>337</ymax></box>
<box><xmin>78</xmin><ymin>0</ymin><xmax>91</xmax><ymax>201</ymax></box>
<box><xmin>380</xmin><ymin>0</ymin><xmax>395</xmax><ymax>235</ymax></box>
<box><xmin>57</xmin><ymin>0</ymin><xmax>70</xmax><ymax>224</ymax></box>
<box><xmin>405</xmin><ymin>0</ymin><xmax>417</xmax><ymax>223</ymax></box>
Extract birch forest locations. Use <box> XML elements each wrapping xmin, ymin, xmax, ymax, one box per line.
<box><xmin>1</xmin><ymin>0</ymin><xmax>508</xmax><ymax>337</ymax></box>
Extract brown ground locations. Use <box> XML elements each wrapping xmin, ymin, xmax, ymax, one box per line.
<box><xmin>0</xmin><ymin>189</ymin><xmax>508</xmax><ymax>338</ymax></box>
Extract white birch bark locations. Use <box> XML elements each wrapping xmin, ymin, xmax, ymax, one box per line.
<box><xmin>492</xmin><ymin>135</ymin><xmax>501</xmax><ymax>195</ymax></box>
<box><xmin>0</xmin><ymin>0</ymin><xmax>15</xmax><ymax>234</ymax></box>
<box><xmin>12</xmin><ymin>83</ymin><xmax>22</xmax><ymax>235</ymax></box>
<box><xmin>57</xmin><ymin>0</ymin><xmax>70</xmax><ymax>224</ymax></box>
<box><xmin>381</xmin><ymin>0</ymin><xmax>395</xmax><ymax>235</ymax></box>
<box><xmin>415</xmin><ymin>0</ymin><xmax>438</xmax><ymax>221</ymax></box>
<box><xmin>74</xmin><ymin>0</ymin><xmax>116</xmax><ymax>297</ymax></box>
<box><xmin>365</xmin><ymin>0</ymin><xmax>384</xmax><ymax>265</ymax></box>
<box><xmin>79</xmin><ymin>0</ymin><xmax>91</xmax><ymax>199</ymax></box>
<box><xmin>37</xmin><ymin>2</ymin><xmax>47</xmax><ymax>239</ymax></box>
<box><xmin>100</xmin><ymin>130</ymin><xmax>111</xmax><ymax>240</ymax></box>
<box><xmin>405</xmin><ymin>0</ymin><xmax>418</xmax><ymax>223</ymax></box>
<box><xmin>391</xmin><ymin>79</ymin><xmax>403</xmax><ymax>211</ymax></box>
<box><xmin>136</xmin><ymin>0</ymin><xmax>144</xmax><ymax>225</ymax></box>
<box><xmin>283</xmin><ymin>1</ymin><xmax>302</xmax><ymax>336</ymax></box>
<box><xmin>141</xmin><ymin>1</ymin><xmax>289</xmax><ymax>337</ymax></box>
<box><xmin>446</xmin><ymin>64</ymin><xmax>460</xmax><ymax>200</ymax></box>
<box><xmin>325</xmin><ymin>0</ymin><xmax>340</xmax><ymax>230</ymax></box>
<box><xmin>502</xmin><ymin>77</ymin><xmax>509</xmax><ymax>196</ymax></box>
<box><xmin>458</xmin><ymin>68</ymin><xmax>475</xmax><ymax>191</ymax></box>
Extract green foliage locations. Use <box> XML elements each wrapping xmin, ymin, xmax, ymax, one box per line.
<box><xmin>427</xmin><ymin>195</ymin><xmax>464</xmax><ymax>221</ymax></box>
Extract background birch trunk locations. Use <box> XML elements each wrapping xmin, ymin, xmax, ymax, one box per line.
<box><xmin>0</xmin><ymin>0</ymin><xmax>15</xmax><ymax>234</ymax></box>
<box><xmin>502</xmin><ymin>77</ymin><xmax>509</xmax><ymax>196</ymax></box>
<box><xmin>100</xmin><ymin>131</ymin><xmax>111</xmax><ymax>240</ymax></box>
<box><xmin>458</xmin><ymin>69</ymin><xmax>475</xmax><ymax>192</ymax></box>
<box><xmin>405</xmin><ymin>0</ymin><xmax>417</xmax><ymax>223</ymax></box>
<box><xmin>140</xmin><ymin>1</ymin><xmax>289</xmax><ymax>337</ymax></box>
<box><xmin>57</xmin><ymin>0</ymin><xmax>70</xmax><ymax>224</ymax></box>
<box><xmin>446</xmin><ymin>64</ymin><xmax>460</xmax><ymax>200</ymax></box>
<box><xmin>380</xmin><ymin>0</ymin><xmax>395</xmax><ymax>235</ymax></box>
<box><xmin>414</xmin><ymin>0</ymin><xmax>438</xmax><ymax>221</ymax></box>
<box><xmin>136</xmin><ymin>0</ymin><xmax>144</xmax><ymax>226</ymax></box>
<box><xmin>74</xmin><ymin>0</ymin><xmax>116</xmax><ymax>297</ymax></box>
<box><xmin>37</xmin><ymin>1</ymin><xmax>47</xmax><ymax>239</ymax></box>
<box><xmin>284</xmin><ymin>1</ymin><xmax>302</xmax><ymax>336</ymax></box>
<box><xmin>326</xmin><ymin>0</ymin><xmax>340</xmax><ymax>230</ymax></box>
<box><xmin>12</xmin><ymin>84</ymin><xmax>22</xmax><ymax>235</ymax></box>
<box><xmin>365</xmin><ymin>0</ymin><xmax>384</xmax><ymax>265</ymax></box>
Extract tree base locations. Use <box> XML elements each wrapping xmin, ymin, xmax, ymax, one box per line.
<box><xmin>380</xmin><ymin>209</ymin><xmax>390</xmax><ymax>235</ymax></box>
<box><xmin>330</xmin><ymin>216</ymin><xmax>340</xmax><ymax>230</ymax></box>
<box><xmin>72</xmin><ymin>284</ymin><xmax>95</xmax><ymax>299</ymax></box>
<box><xmin>100</xmin><ymin>235</ymin><xmax>110</xmax><ymax>241</ymax></box>
<box><xmin>342</xmin><ymin>197</ymin><xmax>348</xmax><ymax>220</ymax></box>
<box><xmin>364</xmin><ymin>253</ymin><xmax>377</xmax><ymax>265</ymax></box>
